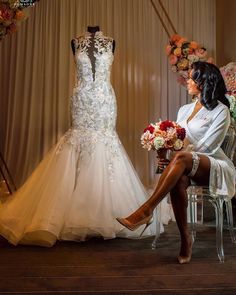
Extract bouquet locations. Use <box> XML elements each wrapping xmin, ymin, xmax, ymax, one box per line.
<box><xmin>141</xmin><ymin>120</ymin><xmax>186</xmax><ymax>173</ymax></box>
<box><xmin>166</xmin><ymin>34</ymin><xmax>213</xmax><ymax>86</ymax></box>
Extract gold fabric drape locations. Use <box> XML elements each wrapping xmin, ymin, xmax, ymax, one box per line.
<box><xmin>0</xmin><ymin>0</ymin><xmax>215</xmax><ymax>188</ymax></box>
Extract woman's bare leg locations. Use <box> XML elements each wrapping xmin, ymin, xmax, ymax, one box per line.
<box><xmin>170</xmin><ymin>154</ymin><xmax>210</xmax><ymax>263</ymax></box>
<box><xmin>123</xmin><ymin>152</ymin><xmax>194</xmax><ymax>223</ymax></box>
<box><xmin>117</xmin><ymin>152</ymin><xmax>211</xmax><ymax>263</ymax></box>
<box><xmin>170</xmin><ymin>175</ymin><xmax>192</xmax><ymax>263</ymax></box>
<box><xmin>118</xmin><ymin>152</ymin><xmax>211</xmax><ymax>224</ymax></box>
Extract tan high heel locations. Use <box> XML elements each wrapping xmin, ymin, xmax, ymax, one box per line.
<box><xmin>177</xmin><ymin>238</ymin><xmax>193</xmax><ymax>264</ymax></box>
<box><xmin>177</xmin><ymin>254</ymin><xmax>192</xmax><ymax>264</ymax></box>
<box><xmin>116</xmin><ymin>214</ymin><xmax>153</xmax><ymax>237</ymax></box>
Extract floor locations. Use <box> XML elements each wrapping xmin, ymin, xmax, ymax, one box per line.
<box><xmin>0</xmin><ymin>219</ymin><xmax>236</xmax><ymax>294</ymax></box>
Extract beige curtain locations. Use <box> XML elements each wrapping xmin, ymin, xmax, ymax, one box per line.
<box><xmin>0</xmin><ymin>0</ymin><xmax>215</xmax><ymax>188</ymax></box>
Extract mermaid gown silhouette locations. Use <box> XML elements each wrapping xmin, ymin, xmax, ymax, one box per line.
<box><xmin>0</xmin><ymin>31</ymin><xmax>156</xmax><ymax>246</ymax></box>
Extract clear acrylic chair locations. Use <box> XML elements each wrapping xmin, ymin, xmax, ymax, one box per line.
<box><xmin>151</xmin><ymin>203</ymin><xmax>162</xmax><ymax>249</ymax></box>
<box><xmin>187</xmin><ymin>122</ymin><xmax>236</xmax><ymax>262</ymax></box>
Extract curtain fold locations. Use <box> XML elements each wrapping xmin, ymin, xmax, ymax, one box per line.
<box><xmin>0</xmin><ymin>0</ymin><xmax>215</xmax><ymax>188</ymax></box>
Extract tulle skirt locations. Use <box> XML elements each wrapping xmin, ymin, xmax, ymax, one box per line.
<box><xmin>0</xmin><ymin>129</ymin><xmax>172</xmax><ymax>246</ymax></box>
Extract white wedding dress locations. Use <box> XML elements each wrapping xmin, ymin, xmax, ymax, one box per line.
<box><xmin>0</xmin><ymin>31</ymin><xmax>160</xmax><ymax>246</ymax></box>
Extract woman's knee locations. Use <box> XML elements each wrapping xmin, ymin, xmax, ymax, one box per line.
<box><xmin>171</xmin><ymin>152</ymin><xmax>193</xmax><ymax>172</ymax></box>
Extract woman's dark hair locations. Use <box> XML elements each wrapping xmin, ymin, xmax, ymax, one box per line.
<box><xmin>190</xmin><ymin>61</ymin><xmax>230</xmax><ymax>110</ymax></box>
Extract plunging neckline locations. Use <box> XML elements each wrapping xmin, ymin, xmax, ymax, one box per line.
<box><xmin>186</xmin><ymin>100</ymin><xmax>204</xmax><ymax>124</ymax></box>
<box><xmin>84</xmin><ymin>31</ymin><xmax>104</xmax><ymax>82</ymax></box>
<box><xmin>85</xmin><ymin>31</ymin><xmax>102</xmax><ymax>82</ymax></box>
<box><xmin>75</xmin><ymin>31</ymin><xmax>113</xmax><ymax>83</ymax></box>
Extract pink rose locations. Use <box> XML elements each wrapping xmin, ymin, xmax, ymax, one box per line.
<box><xmin>195</xmin><ymin>48</ymin><xmax>207</xmax><ymax>59</ymax></box>
<box><xmin>169</xmin><ymin>54</ymin><xmax>178</xmax><ymax>65</ymax></box>
<box><xmin>165</xmin><ymin>45</ymin><xmax>172</xmax><ymax>55</ymax></box>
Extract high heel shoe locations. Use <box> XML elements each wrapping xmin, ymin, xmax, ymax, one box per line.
<box><xmin>177</xmin><ymin>254</ymin><xmax>192</xmax><ymax>264</ymax></box>
<box><xmin>177</xmin><ymin>238</ymin><xmax>193</xmax><ymax>264</ymax></box>
<box><xmin>116</xmin><ymin>214</ymin><xmax>153</xmax><ymax>237</ymax></box>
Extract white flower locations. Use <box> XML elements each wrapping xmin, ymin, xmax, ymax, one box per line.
<box><xmin>153</xmin><ymin>137</ymin><xmax>165</xmax><ymax>150</ymax></box>
<box><xmin>141</xmin><ymin>131</ymin><xmax>154</xmax><ymax>151</ymax></box>
<box><xmin>225</xmin><ymin>94</ymin><xmax>236</xmax><ymax>112</ymax></box>
<box><xmin>173</xmin><ymin>139</ymin><xmax>184</xmax><ymax>150</ymax></box>
<box><xmin>187</xmin><ymin>54</ymin><xmax>199</xmax><ymax>63</ymax></box>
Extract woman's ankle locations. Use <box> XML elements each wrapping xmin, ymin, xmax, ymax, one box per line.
<box><xmin>127</xmin><ymin>205</ymin><xmax>153</xmax><ymax>222</ymax></box>
<box><xmin>179</xmin><ymin>234</ymin><xmax>192</xmax><ymax>257</ymax></box>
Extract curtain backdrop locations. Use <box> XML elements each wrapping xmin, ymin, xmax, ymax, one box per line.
<box><xmin>0</xmin><ymin>0</ymin><xmax>215</xmax><ymax>188</ymax></box>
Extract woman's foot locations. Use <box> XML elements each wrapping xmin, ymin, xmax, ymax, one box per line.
<box><xmin>177</xmin><ymin>235</ymin><xmax>193</xmax><ymax>264</ymax></box>
<box><xmin>116</xmin><ymin>205</ymin><xmax>153</xmax><ymax>232</ymax></box>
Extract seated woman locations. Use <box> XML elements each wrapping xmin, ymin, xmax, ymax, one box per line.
<box><xmin>117</xmin><ymin>61</ymin><xmax>236</xmax><ymax>264</ymax></box>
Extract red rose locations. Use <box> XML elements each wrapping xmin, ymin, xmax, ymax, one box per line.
<box><xmin>144</xmin><ymin>125</ymin><xmax>155</xmax><ymax>134</ymax></box>
<box><xmin>159</xmin><ymin>120</ymin><xmax>174</xmax><ymax>131</ymax></box>
<box><xmin>176</xmin><ymin>128</ymin><xmax>186</xmax><ymax>140</ymax></box>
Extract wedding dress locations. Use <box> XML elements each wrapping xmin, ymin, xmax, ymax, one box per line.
<box><xmin>0</xmin><ymin>31</ymin><xmax>162</xmax><ymax>246</ymax></box>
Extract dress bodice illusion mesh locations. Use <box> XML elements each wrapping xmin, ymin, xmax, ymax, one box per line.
<box><xmin>64</xmin><ymin>31</ymin><xmax>119</xmax><ymax>162</ymax></box>
<box><xmin>0</xmin><ymin>31</ymin><xmax>159</xmax><ymax>246</ymax></box>
<box><xmin>71</xmin><ymin>31</ymin><xmax>116</xmax><ymax>132</ymax></box>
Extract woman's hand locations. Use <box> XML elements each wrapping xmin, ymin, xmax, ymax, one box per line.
<box><xmin>183</xmin><ymin>138</ymin><xmax>191</xmax><ymax>149</ymax></box>
<box><xmin>156</xmin><ymin>157</ymin><xmax>170</xmax><ymax>173</ymax></box>
<box><xmin>182</xmin><ymin>138</ymin><xmax>194</xmax><ymax>152</ymax></box>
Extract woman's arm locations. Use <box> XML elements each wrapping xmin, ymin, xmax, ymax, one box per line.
<box><xmin>190</xmin><ymin>108</ymin><xmax>230</xmax><ymax>155</ymax></box>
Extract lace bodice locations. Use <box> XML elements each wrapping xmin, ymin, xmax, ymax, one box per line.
<box><xmin>73</xmin><ymin>31</ymin><xmax>114</xmax><ymax>84</ymax></box>
<box><xmin>70</xmin><ymin>31</ymin><xmax>116</xmax><ymax>131</ymax></box>
<box><xmin>62</xmin><ymin>31</ymin><xmax>119</xmax><ymax>160</ymax></box>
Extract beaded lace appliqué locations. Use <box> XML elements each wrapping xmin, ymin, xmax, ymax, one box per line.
<box><xmin>57</xmin><ymin>32</ymin><xmax>119</xmax><ymax>181</ymax></box>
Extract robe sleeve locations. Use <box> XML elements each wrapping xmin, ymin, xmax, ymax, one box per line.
<box><xmin>176</xmin><ymin>104</ymin><xmax>189</xmax><ymax>124</ymax></box>
<box><xmin>188</xmin><ymin>107</ymin><xmax>230</xmax><ymax>155</ymax></box>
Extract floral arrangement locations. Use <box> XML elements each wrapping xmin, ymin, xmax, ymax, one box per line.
<box><xmin>0</xmin><ymin>0</ymin><xmax>40</xmax><ymax>41</ymax></box>
<box><xmin>166</xmin><ymin>35</ymin><xmax>236</xmax><ymax>120</ymax></box>
<box><xmin>225</xmin><ymin>94</ymin><xmax>236</xmax><ymax>120</ymax></box>
<box><xmin>220</xmin><ymin>62</ymin><xmax>236</xmax><ymax>120</ymax></box>
<box><xmin>141</xmin><ymin>120</ymin><xmax>186</xmax><ymax>153</ymax></box>
<box><xmin>166</xmin><ymin>34</ymin><xmax>213</xmax><ymax>86</ymax></box>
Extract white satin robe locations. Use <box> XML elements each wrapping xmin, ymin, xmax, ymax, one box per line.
<box><xmin>177</xmin><ymin>100</ymin><xmax>235</xmax><ymax>200</ymax></box>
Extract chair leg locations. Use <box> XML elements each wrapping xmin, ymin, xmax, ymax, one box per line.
<box><xmin>151</xmin><ymin>233</ymin><xmax>158</xmax><ymax>249</ymax></box>
<box><xmin>225</xmin><ymin>200</ymin><xmax>236</xmax><ymax>243</ymax></box>
<box><xmin>152</xmin><ymin>206</ymin><xmax>161</xmax><ymax>249</ymax></box>
<box><xmin>188</xmin><ymin>194</ymin><xmax>197</xmax><ymax>243</ymax></box>
<box><xmin>209</xmin><ymin>197</ymin><xmax>225</xmax><ymax>263</ymax></box>
<box><xmin>199</xmin><ymin>195</ymin><xmax>204</xmax><ymax>224</ymax></box>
